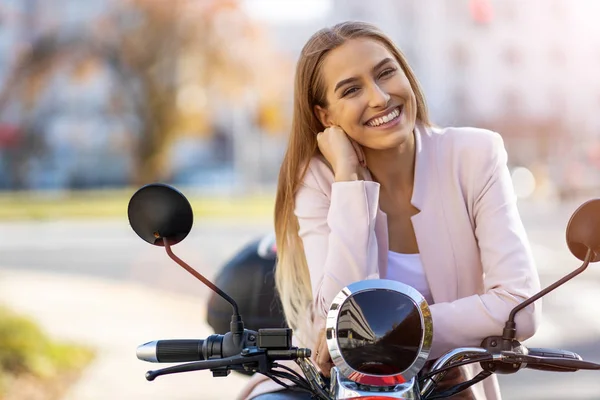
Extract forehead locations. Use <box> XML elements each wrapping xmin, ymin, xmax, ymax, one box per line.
<box><xmin>321</xmin><ymin>38</ymin><xmax>396</xmax><ymax>88</ymax></box>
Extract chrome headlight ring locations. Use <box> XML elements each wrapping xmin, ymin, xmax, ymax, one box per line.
<box><xmin>325</xmin><ymin>279</ymin><xmax>432</xmax><ymax>386</ymax></box>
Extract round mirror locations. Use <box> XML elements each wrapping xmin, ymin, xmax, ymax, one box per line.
<box><xmin>326</xmin><ymin>280</ymin><xmax>432</xmax><ymax>386</ymax></box>
<box><xmin>128</xmin><ymin>183</ymin><xmax>193</xmax><ymax>246</ymax></box>
<box><xmin>566</xmin><ymin>198</ymin><xmax>600</xmax><ymax>263</ymax></box>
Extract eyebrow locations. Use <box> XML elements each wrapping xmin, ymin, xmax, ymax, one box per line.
<box><xmin>333</xmin><ymin>57</ymin><xmax>395</xmax><ymax>94</ymax></box>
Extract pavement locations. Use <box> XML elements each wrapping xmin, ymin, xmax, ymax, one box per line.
<box><xmin>0</xmin><ymin>269</ymin><xmax>250</xmax><ymax>400</ymax></box>
<box><xmin>1</xmin><ymin>196</ymin><xmax>599</xmax><ymax>399</ymax></box>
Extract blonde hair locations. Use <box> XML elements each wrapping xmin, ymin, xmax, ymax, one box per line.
<box><xmin>274</xmin><ymin>21</ymin><xmax>430</xmax><ymax>335</ymax></box>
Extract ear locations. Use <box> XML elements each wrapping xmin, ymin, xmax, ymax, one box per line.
<box><xmin>314</xmin><ymin>105</ymin><xmax>331</xmax><ymax>128</ymax></box>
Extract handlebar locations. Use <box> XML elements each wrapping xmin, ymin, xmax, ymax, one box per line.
<box><xmin>420</xmin><ymin>347</ymin><xmax>493</xmax><ymax>397</ymax></box>
<box><xmin>137</xmin><ymin>329</ymin><xmax>260</xmax><ymax>364</ymax></box>
<box><xmin>137</xmin><ymin>335</ymin><xmax>600</xmax><ymax>400</ymax></box>
<box><xmin>144</xmin><ymin>347</ymin><xmax>312</xmax><ymax>381</ymax></box>
<box><xmin>136</xmin><ymin>329</ymin><xmax>321</xmax><ymax>389</ymax></box>
<box><xmin>419</xmin><ymin>345</ymin><xmax>600</xmax><ymax>398</ymax></box>
<box><xmin>512</xmin><ymin>351</ymin><xmax>600</xmax><ymax>372</ymax></box>
<box><xmin>525</xmin><ymin>347</ymin><xmax>583</xmax><ymax>372</ymax></box>
<box><xmin>137</xmin><ymin>339</ymin><xmax>205</xmax><ymax>363</ymax></box>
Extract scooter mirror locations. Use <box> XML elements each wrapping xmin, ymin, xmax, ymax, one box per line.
<box><xmin>566</xmin><ymin>198</ymin><xmax>600</xmax><ymax>263</ymax></box>
<box><xmin>128</xmin><ymin>183</ymin><xmax>193</xmax><ymax>246</ymax></box>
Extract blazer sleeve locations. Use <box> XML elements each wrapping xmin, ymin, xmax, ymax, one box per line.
<box><xmin>428</xmin><ymin>131</ymin><xmax>542</xmax><ymax>359</ymax></box>
<box><xmin>294</xmin><ymin>162</ymin><xmax>381</xmax><ymax>318</ymax></box>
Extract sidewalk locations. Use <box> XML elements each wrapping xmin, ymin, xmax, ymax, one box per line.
<box><xmin>0</xmin><ymin>269</ymin><xmax>250</xmax><ymax>400</ymax></box>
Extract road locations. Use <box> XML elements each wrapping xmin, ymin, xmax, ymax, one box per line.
<box><xmin>1</xmin><ymin>199</ymin><xmax>599</xmax><ymax>399</ymax></box>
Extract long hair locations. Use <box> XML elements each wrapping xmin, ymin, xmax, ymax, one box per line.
<box><xmin>274</xmin><ymin>21</ymin><xmax>430</xmax><ymax>335</ymax></box>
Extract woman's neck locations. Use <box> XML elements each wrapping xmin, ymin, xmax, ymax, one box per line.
<box><xmin>365</xmin><ymin>130</ymin><xmax>416</xmax><ymax>198</ymax></box>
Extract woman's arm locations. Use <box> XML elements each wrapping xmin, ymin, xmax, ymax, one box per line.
<box><xmin>294</xmin><ymin>160</ymin><xmax>381</xmax><ymax>319</ymax></box>
<box><xmin>428</xmin><ymin>132</ymin><xmax>542</xmax><ymax>359</ymax></box>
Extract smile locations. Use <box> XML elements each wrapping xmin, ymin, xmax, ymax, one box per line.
<box><xmin>365</xmin><ymin>106</ymin><xmax>402</xmax><ymax>127</ymax></box>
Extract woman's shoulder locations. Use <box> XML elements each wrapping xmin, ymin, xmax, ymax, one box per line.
<box><xmin>428</xmin><ymin>124</ymin><xmax>504</xmax><ymax>151</ymax></box>
<box><xmin>424</xmin><ymin>124</ymin><xmax>506</xmax><ymax>167</ymax></box>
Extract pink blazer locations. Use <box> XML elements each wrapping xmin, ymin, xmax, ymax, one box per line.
<box><xmin>239</xmin><ymin>122</ymin><xmax>542</xmax><ymax>400</ymax></box>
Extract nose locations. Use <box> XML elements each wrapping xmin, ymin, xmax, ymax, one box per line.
<box><xmin>367</xmin><ymin>83</ymin><xmax>390</xmax><ymax>109</ymax></box>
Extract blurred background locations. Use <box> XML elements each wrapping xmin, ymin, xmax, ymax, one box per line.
<box><xmin>0</xmin><ymin>0</ymin><xmax>599</xmax><ymax>399</ymax></box>
<box><xmin>0</xmin><ymin>0</ymin><xmax>599</xmax><ymax>197</ymax></box>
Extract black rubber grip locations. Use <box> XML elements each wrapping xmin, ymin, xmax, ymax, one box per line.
<box><xmin>526</xmin><ymin>347</ymin><xmax>581</xmax><ymax>372</ymax></box>
<box><xmin>528</xmin><ymin>348</ymin><xmax>581</xmax><ymax>360</ymax></box>
<box><xmin>156</xmin><ymin>340</ymin><xmax>205</xmax><ymax>362</ymax></box>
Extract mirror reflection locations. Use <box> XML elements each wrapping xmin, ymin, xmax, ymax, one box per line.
<box><xmin>336</xmin><ymin>289</ymin><xmax>422</xmax><ymax>375</ymax></box>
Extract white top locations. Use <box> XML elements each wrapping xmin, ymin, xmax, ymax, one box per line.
<box><xmin>386</xmin><ymin>251</ymin><xmax>434</xmax><ymax>305</ymax></box>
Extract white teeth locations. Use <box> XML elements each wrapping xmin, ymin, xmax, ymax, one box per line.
<box><xmin>368</xmin><ymin>108</ymin><xmax>400</xmax><ymax>127</ymax></box>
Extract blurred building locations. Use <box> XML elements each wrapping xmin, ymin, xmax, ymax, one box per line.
<box><xmin>1</xmin><ymin>0</ymin><xmax>599</xmax><ymax>196</ymax></box>
<box><xmin>0</xmin><ymin>0</ymin><xmax>138</xmax><ymax>189</ymax></box>
<box><xmin>244</xmin><ymin>0</ymin><xmax>600</xmax><ymax>196</ymax></box>
<box><xmin>327</xmin><ymin>0</ymin><xmax>600</xmax><ymax>197</ymax></box>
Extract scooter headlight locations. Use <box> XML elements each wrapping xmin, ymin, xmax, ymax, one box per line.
<box><xmin>326</xmin><ymin>279</ymin><xmax>432</xmax><ymax>386</ymax></box>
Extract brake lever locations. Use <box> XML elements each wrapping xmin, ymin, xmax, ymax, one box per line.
<box><xmin>145</xmin><ymin>352</ymin><xmax>269</xmax><ymax>381</ymax></box>
<box><xmin>500</xmin><ymin>352</ymin><xmax>600</xmax><ymax>371</ymax></box>
<box><xmin>145</xmin><ymin>347</ymin><xmax>314</xmax><ymax>381</ymax></box>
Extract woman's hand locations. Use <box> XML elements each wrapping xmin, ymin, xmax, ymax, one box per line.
<box><xmin>313</xmin><ymin>328</ymin><xmax>335</xmax><ymax>377</ymax></box>
<box><xmin>316</xmin><ymin>126</ymin><xmax>366</xmax><ymax>182</ymax></box>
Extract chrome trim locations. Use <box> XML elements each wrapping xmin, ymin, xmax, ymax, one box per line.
<box><xmin>330</xmin><ymin>367</ymin><xmax>419</xmax><ymax>399</ymax></box>
<box><xmin>136</xmin><ymin>341</ymin><xmax>159</xmax><ymax>362</ymax></box>
<box><xmin>326</xmin><ymin>279</ymin><xmax>432</xmax><ymax>386</ymax></box>
<box><xmin>420</xmin><ymin>347</ymin><xmax>490</xmax><ymax>397</ymax></box>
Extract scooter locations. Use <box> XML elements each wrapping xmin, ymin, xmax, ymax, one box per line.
<box><xmin>128</xmin><ymin>183</ymin><xmax>600</xmax><ymax>399</ymax></box>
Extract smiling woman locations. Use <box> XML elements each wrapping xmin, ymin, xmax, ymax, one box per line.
<box><xmin>313</xmin><ymin>41</ymin><xmax>419</xmax><ymax>153</ymax></box>
<box><xmin>239</xmin><ymin>21</ymin><xmax>541</xmax><ymax>400</ymax></box>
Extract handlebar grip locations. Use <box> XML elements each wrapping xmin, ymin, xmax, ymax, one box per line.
<box><xmin>157</xmin><ymin>340</ymin><xmax>205</xmax><ymax>362</ymax></box>
<box><xmin>137</xmin><ymin>340</ymin><xmax>205</xmax><ymax>363</ymax></box>
<box><xmin>526</xmin><ymin>347</ymin><xmax>581</xmax><ymax>372</ymax></box>
<box><xmin>528</xmin><ymin>348</ymin><xmax>582</xmax><ymax>360</ymax></box>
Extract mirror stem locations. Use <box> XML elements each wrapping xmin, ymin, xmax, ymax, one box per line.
<box><xmin>502</xmin><ymin>248</ymin><xmax>593</xmax><ymax>341</ymax></box>
<box><xmin>163</xmin><ymin>238</ymin><xmax>241</xmax><ymax>317</ymax></box>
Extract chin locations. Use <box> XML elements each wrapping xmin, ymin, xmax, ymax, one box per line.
<box><xmin>365</xmin><ymin>128</ymin><xmax>412</xmax><ymax>151</ymax></box>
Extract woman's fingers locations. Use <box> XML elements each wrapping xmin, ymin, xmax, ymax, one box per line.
<box><xmin>350</xmin><ymin>138</ymin><xmax>366</xmax><ymax>168</ymax></box>
<box><xmin>316</xmin><ymin>126</ymin><xmax>361</xmax><ymax>174</ymax></box>
<box><xmin>314</xmin><ymin>329</ymin><xmax>334</xmax><ymax>377</ymax></box>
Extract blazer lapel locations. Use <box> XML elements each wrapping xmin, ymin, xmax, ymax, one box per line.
<box><xmin>363</xmin><ymin>166</ymin><xmax>390</xmax><ymax>279</ymax></box>
<box><xmin>410</xmin><ymin>123</ymin><xmax>458</xmax><ymax>303</ymax></box>
<box><xmin>375</xmin><ymin>209</ymin><xmax>389</xmax><ymax>279</ymax></box>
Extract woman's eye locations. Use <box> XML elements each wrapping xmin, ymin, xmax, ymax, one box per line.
<box><xmin>342</xmin><ymin>87</ymin><xmax>359</xmax><ymax>97</ymax></box>
<box><xmin>379</xmin><ymin>68</ymin><xmax>397</xmax><ymax>79</ymax></box>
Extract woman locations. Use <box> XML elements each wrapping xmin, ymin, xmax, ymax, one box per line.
<box><xmin>239</xmin><ymin>21</ymin><xmax>541</xmax><ymax>400</ymax></box>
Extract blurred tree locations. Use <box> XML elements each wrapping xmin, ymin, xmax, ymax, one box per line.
<box><xmin>0</xmin><ymin>0</ymin><xmax>292</xmax><ymax>188</ymax></box>
<box><xmin>108</xmin><ymin>0</ymin><xmax>292</xmax><ymax>184</ymax></box>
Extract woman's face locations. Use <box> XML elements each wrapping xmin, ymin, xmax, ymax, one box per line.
<box><xmin>315</xmin><ymin>38</ymin><xmax>417</xmax><ymax>150</ymax></box>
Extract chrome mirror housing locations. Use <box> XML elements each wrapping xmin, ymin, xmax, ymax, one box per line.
<box><xmin>326</xmin><ymin>279</ymin><xmax>432</xmax><ymax>386</ymax></box>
